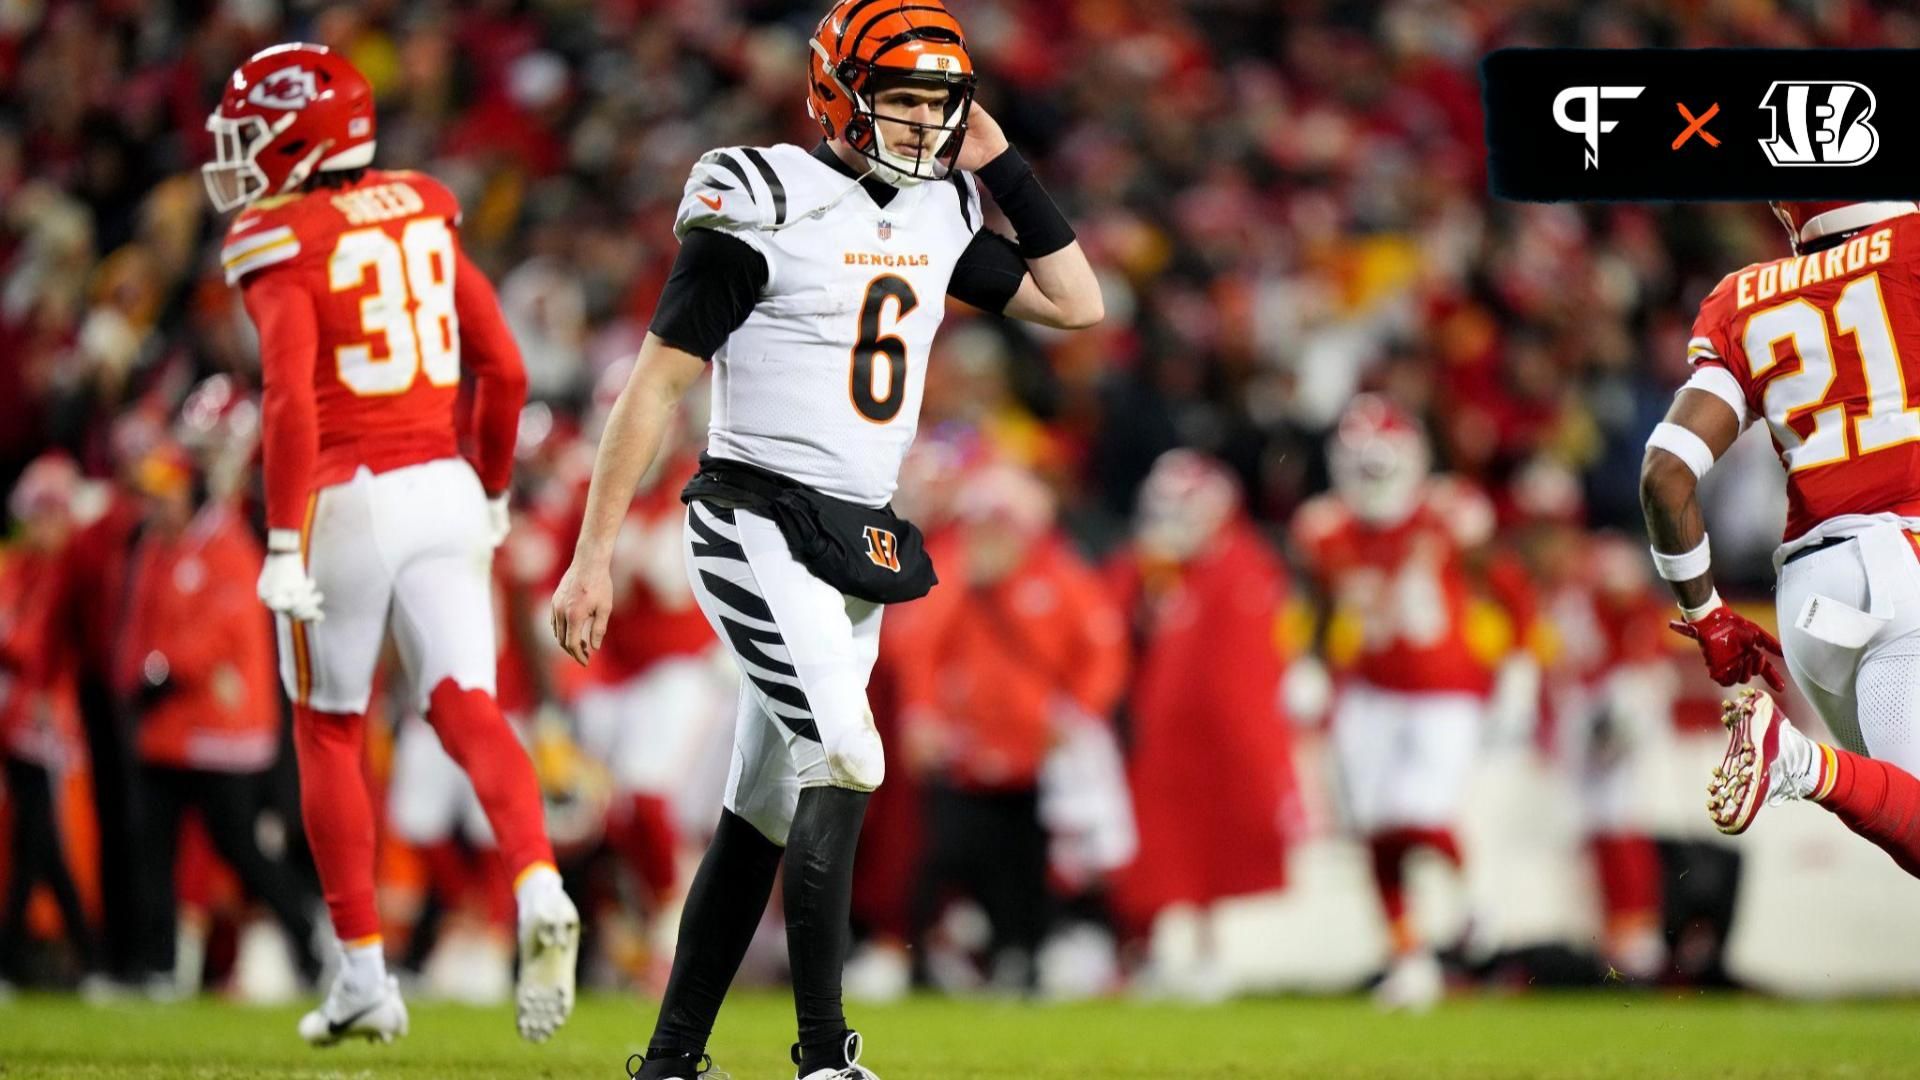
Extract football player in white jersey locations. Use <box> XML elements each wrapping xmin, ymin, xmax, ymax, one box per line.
<box><xmin>551</xmin><ymin>2</ymin><xmax>1100</xmax><ymax>1077</ymax></box>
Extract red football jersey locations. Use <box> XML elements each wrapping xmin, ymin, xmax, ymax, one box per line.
<box><xmin>225</xmin><ymin>169</ymin><xmax>526</xmax><ymax>531</ymax></box>
<box><xmin>1292</xmin><ymin>477</ymin><xmax>1512</xmax><ymax>696</ymax></box>
<box><xmin>1689</xmin><ymin>212</ymin><xmax>1920</xmax><ymax>541</ymax></box>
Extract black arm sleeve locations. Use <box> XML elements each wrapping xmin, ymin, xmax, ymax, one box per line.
<box><xmin>946</xmin><ymin>228</ymin><xmax>1027</xmax><ymax>314</ymax></box>
<box><xmin>648</xmin><ymin>228</ymin><xmax>770</xmax><ymax>359</ymax></box>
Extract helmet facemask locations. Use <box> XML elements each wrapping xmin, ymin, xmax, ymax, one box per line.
<box><xmin>202</xmin><ymin>113</ymin><xmax>283</xmax><ymax>212</ymax></box>
<box><xmin>1330</xmin><ymin>428</ymin><xmax>1429</xmax><ymax>527</ymax></box>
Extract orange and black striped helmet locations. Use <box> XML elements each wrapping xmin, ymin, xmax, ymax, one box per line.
<box><xmin>807</xmin><ymin>0</ymin><xmax>977</xmax><ymax>186</ymax></box>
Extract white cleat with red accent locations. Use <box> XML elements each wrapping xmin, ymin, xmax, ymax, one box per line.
<box><xmin>1708</xmin><ymin>689</ymin><xmax>1784</xmax><ymax>835</ymax></box>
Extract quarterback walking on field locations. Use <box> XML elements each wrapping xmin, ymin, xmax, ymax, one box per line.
<box><xmin>204</xmin><ymin>43</ymin><xmax>579</xmax><ymax>1046</ymax></box>
<box><xmin>1642</xmin><ymin>199</ymin><xmax>1920</xmax><ymax>876</ymax></box>
<box><xmin>550</xmin><ymin>1</ymin><xmax>1100</xmax><ymax>1075</ymax></box>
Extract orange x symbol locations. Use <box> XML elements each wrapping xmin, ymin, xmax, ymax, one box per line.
<box><xmin>1673</xmin><ymin>102</ymin><xmax>1721</xmax><ymax>149</ymax></box>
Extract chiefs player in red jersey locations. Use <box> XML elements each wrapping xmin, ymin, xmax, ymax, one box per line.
<box><xmin>203</xmin><ymin>43</ymin><xmax>577</xmax><ymax>1045</ymax></box>
<box><xmin>1293</xmin><ymin>395</ymin><xmax>1534</xmax><ymax>1012</ymax></box>
<box><xmin>1642</xmin><ymin>199</ymin><xmax>1920</xmax><ymax>879</ymax></box>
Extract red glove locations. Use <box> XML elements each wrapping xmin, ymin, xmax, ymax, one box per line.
<box><xmin>1669</xmin><ymin>605</ymin><xmax>1786</xmax><ymax>692</ymax></box>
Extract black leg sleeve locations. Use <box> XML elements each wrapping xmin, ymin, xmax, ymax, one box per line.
<box><xmin>785</xmin><ymin>786</ymin><xmax>871</xmax><ymax>1074</ymax></box>
<box><xmin>644</xmin><ymin>809</ymin><xmax>784</xmax><ymax>1065</ymax></box>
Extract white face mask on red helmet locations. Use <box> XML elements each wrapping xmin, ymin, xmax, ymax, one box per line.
<box><xmin>1328</xmin><ymin>394</ymin><xmax>1430</xmax><ymax>526</ymax></box>
<box><xmin>1769</xmin><ymin>200</ymin><xmax>1919</xmax><ymax>255</ymax></box>
<box><xmin>1134</xmin><ymin>449</ymin><xmax>1240</xmax><ymax>562</ymax></box>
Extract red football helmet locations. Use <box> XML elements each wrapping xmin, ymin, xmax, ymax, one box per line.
<box><xmin>1769</xmin><ymin>200</ymin><xmax>1918</xmax><ymax>254</ymax></box>
<box><xmin>807</xmin><ymin>0</ymin><xmax>976</xmax><ymax>187</ymax></box>
<box><xmin>1134</xmin><ymin>449</ymin><xmax>1241</xmax><ymax>562</ymax></box>
<box><xmin>1328</xmin><ymin>394</ymin><xmax>1430</xmax><ymax>526</ymax></box>
<box><xmin>202</xmin><ymin>43</ymin><xmax>376</xmax><ymax>212</ymax></box>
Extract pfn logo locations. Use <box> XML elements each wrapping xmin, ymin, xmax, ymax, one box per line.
<box><xmin>1758</xmin><ymin>81</ymin><xmax>1879</xmax><ymax>167</ymax></box>
<box><xmin>862</xmin><ymin>526</ymin><xmax>901</xmax><ymax>572</ymax></box>
<box><xmin>1552</xmin><ymin>86</ymin><xmax>1644</xmax><ymax>170</ymax></box>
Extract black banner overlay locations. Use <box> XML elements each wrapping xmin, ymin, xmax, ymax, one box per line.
<box><xmin>1484</xmin><ymin>49</ymin><xmax>1920</xmax><ymax>201</ymax></box>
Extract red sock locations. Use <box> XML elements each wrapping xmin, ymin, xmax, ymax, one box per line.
<box><xmin>1590</xmin><ymin>834</ymin><xmax>1662</xmax><ymax>924</ymax></box>
<box><xmin>610</xmin><ymin>793</ymin><xmax>679</xmax><ymax>906</ymax></box>
<box><xmin>1810</xmin><ymin>745</ymin><xmax>1920</xmax><ymax>878</ymax></box>
<box><xmin>292</xmin><ymin>706</ymin><xmax>381</xmax><ymax>942</ymax></box>
<box><xmin>1368</xmin><ymin>831</ymin><xmax>1416</xmax><ymax>952</ymax></box>
<box><xmin>1402</xmin><ymin>827</ymin><xmax>1462</xmax><ymax>869</ymax></box>
<box><xmin>480</xmin><ymin>854</ymin><xmax>514</xmax><ymax>930</ymax></box>
<box><xmin>424</xmin><ymin>680</ymin><xmax>554</xmax><ymax>884</ymax></box>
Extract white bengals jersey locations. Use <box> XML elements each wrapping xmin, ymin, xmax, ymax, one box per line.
<box><xmin>673</xmin><ymin>143</ymin><xmax>983</xmax><ymax>507</ymax></box>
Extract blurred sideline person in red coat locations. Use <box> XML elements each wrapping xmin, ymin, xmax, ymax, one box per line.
<box><xmin>894</xmin><ymin>463</ymin><xmax>1128</xmax><ymax>993</ymax></box>
<box><xmin>118</xmin><ymin>442</ymin><xmax>323</xmax><ymax>988</ymax></box>
<box><xmin>0</xmin><ymin>454</ymin><xmax>100</xmax><ymax>987</ymax></box>
<box><xmin>1109</xmin><ymin>450</ymin><xmax>1296</xmax><ymax>1002</ymax></box>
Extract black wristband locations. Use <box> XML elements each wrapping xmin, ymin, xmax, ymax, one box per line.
<box><xmin>975</xmin><ymin>146</ymin><xmax>1077</xmax><ymax>259</ymax></box>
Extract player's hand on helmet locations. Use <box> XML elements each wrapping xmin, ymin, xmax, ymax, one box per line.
<box><xmin>550</xmin><ymin>558</ymin><xmax>613</xmax><ymax>666</ymax></box>
<box><xmin>257</xmin><ymin>549</ymin><xmax>325</xmax><ymax>623</ymax></box>
<box><xmin>486</xmin><ymin>493</ymin><xmax>511</xmax><ymax>548</ymax></box>
<box><xmin>954</xmin><ymin>103</ymin><xmax>1010</xmax><ymax>173</ymax></box>
<box><xmin>1669</xmin><ymin>602</ymin><xmax>1785</xmax><ymax>692</ymax></box>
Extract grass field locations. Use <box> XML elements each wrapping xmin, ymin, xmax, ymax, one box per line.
<box><xmin>3</xmin><ymin>990</ymin><xmax>1919</xmax><ymax>1078</ymax></box>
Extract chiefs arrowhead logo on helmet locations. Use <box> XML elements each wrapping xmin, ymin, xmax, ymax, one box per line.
<box><xmin>807</xmin><ymin>0</ymin><xmax>977</xmax><ymax>188</ymax></box>
<box><xmin>202</xmin><ymin>43</ymin><xmax>376</xmax><ymax>213</ymax></box>
<box><xmin>246</xmin><ymin>67</ymin><xmax>321</xmax><ymax>111</ymax></box>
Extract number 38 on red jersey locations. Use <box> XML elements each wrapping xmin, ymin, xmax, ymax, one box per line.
<box><xmin>221</xmin><ymin>169</ymin><xmax>481</xmax><ymax>490</ymax></box>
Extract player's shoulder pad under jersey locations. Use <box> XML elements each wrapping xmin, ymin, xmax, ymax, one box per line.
<box><xmin>1290</xmin><ymin>493</ymin><xmax>1350</xmax><ymax>558</ymax></box>
<box><xmin>378</xmin><ymin>169</ymin><xmax>463</xmax><ymax>224</ymax></box>
<box><xmin>948</xmin><ymin>168</ymin><xmax>983</xmax><ymax>232</ymax></box>
<box><xmin>1686</xmin><ymin>269</ymin><xmax>1745</xmax><ymax>367</ymax></box>
<box><xmin>222</xmin><ymin>199</ymin><xmax>306</xmax><ymax>285</ymax></box>
<box><xmin>674</xmin><ymin>146</ymin><xmax>795</xmax><ymax>240</ymax></box>
<box><xmin>1423</xmin><ymin>475</ymin><xmax>1494</xmax><ymax>548</ymax></box>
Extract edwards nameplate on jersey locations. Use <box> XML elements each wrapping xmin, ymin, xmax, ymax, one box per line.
<box><xmin>1484</xmin><ymin>49</ymin><xmax>1920</xmax><ymax>201</ymax></box>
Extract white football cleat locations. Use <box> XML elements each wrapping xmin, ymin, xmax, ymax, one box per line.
<box><xmin>1373</xmin><ymin>950</ymin><xmax>1442</xmax><ymax>1014</ymax></box>
<box><xmin>298</xmin><ymin>973</ymin><xmax>408</xmax><ymax>1046</ymax></box>
<box><xmin>797</xmin><ymin>1031</ymin><xmax>880</xmax><ymax>1080</ymax></box>
<box><xmin>1708</xmin><ymin>688</ymin><xmax>1781</xmax><ymax>835</ymax></box>
<box><xmin>515</xmin><ymin>879</ymin><xmax>580</xmax><ymax>1043</ymax></box>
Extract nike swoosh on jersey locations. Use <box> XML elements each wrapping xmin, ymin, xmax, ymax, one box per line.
<box><xmin>328</xmin><ymin>1000</ymin><xmax>383</xmax><ymax>1036</ymax></box>
<box><xmin>698</xmin><ymin>193</ymin><xmax>724</xmax><ymax>210</ymax></box>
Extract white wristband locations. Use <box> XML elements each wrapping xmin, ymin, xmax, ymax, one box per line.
<box><xmin>1680</xmin><ymin>589</ymin><xmax>1724</xmax><ymax>622</ymax></box>
<box><xmin>1651</xmin><ymin>534</ymin><xmax>1712</xmax><ymax>582</ymax></box>
<box><xmin>1646</xmin><ymin>422</ymin><xmax>1716</xmax><ymax>480</ymax></box>
<box><xmin>266</xmin><ymin>528</ymin><xmax>302</xmax><ymax>555</ymax></box>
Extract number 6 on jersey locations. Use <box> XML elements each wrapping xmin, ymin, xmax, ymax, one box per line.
<box><xmin>850</xmin><ymin>275</ymin><xmax>918</xmax><ymax>423</ymax></box>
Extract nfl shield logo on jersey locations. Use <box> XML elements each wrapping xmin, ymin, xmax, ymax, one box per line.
<box><xmin>877</xmin><ymin>220</ymin><xmax>893</xmax><ymax>241</ymax></box>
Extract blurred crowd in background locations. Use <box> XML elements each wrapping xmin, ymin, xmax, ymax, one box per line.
<box><xmin>4</xmin><ymin>0</ymin><xmax>1917</xmax><ymax>1009</ymax></box>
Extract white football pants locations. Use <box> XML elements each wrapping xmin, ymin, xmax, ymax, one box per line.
<box><xmin>682</xmin><ymin>500</ymin><xmax>885</xmax><ymax>846</ymax></box>
<box><xmin>279</xmin><ymin>457</ymin><xmax>497</xmax><ymax>714</ymax></box>
<box><xmin>1776</xmin><ymin>523</ymin><xmax>1920</xmax><ymax>773</ymax></box>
